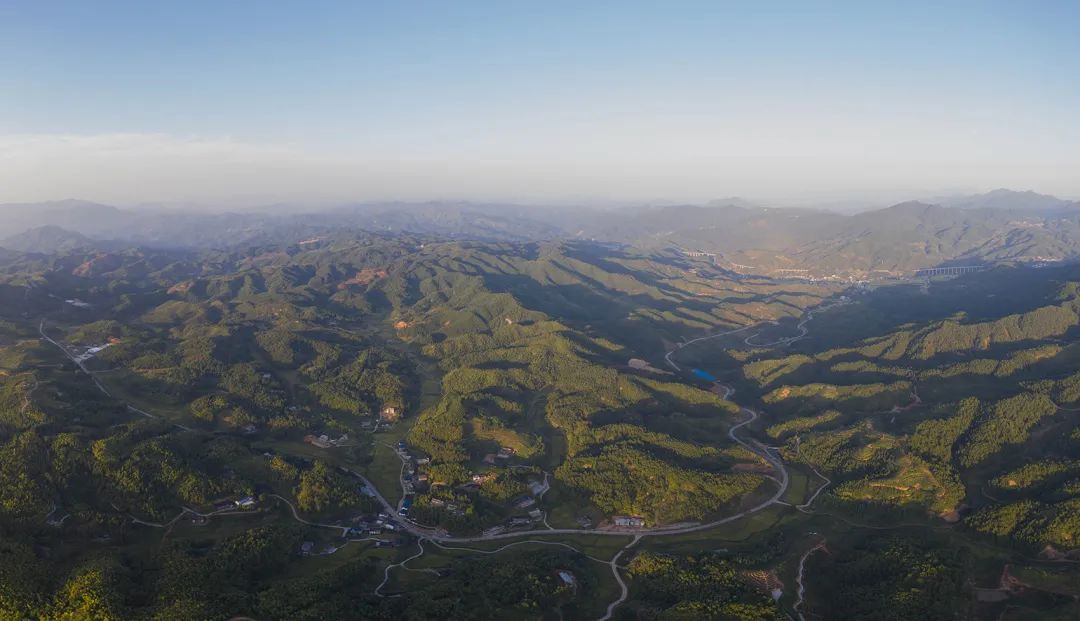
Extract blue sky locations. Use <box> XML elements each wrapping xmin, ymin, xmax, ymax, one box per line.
<box><xmin>1</xmin><ymin>1</ymin><xmax>1078</xmax><ymax>204</ymax></box>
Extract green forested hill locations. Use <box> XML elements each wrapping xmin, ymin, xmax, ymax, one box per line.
<box><xmin>722</xmin><ymin>265</ymin><xmax>1080</xmax><ymax>555</ymax></box>
<box><xmin>0</xmin><ymin>235</ymin><xmax>1078</xmax><ymax>620</ymax></box>
<box><xmin>0</xmin><ymin>236</ymin><xmax>831</xmax><ymax>619</ymax></box>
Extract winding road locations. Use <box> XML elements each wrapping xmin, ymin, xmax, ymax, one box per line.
<box><xmin>375</xmin><ymin>538</ymin><xmax>429</xmax><ymax>597</ymax></box>
<box><xmin>330</xmin><ymin>312</ymin><xmax>810</xmax><ymax>618</ymax></box>
<box><xmin>797</xmin><ymin>464</ymin><xmax>832</xmax><ymax>512</ymax></box>
<box><xmin>599</xmin><ymin>535</ymin><xmax>641</xmax><ymax>621</ymax></box>
<box><xmin>742</xmin><ymin>299</ymin><xmax>848</xmax><ymax>348</ymax></box>
<box><xmin>332</xmin><ymin>399</ymin><xmax>790</xmax><ymax>546</ymax></box>
<box><xmin>41</xmin><ymin>298</ymin><xmax>841</xmax><ymax>619</ymax></box>
<box><xmin>794</xmin><ymin>539</ymin><xmax>828</xmax><ymax>621</ymax></box>
<box><xmin>283</xmin><ymin>305</ymin><xmax>835</xmax><ymax>616</ymax></box>
<box><xmin>664</xmin><ymin>323</ymin><xmax>758</xmax><ymax>372</ymax></box>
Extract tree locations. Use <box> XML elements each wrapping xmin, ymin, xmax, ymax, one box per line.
<box><xmin>295</xmin><ymin>461</ymin><xmax>361</xmax><ymax>513</ymax></box>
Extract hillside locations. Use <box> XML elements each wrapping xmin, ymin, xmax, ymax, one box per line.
<box><xmin>0</xmin><ymin>223</ymin><xmax>1078</xmax><ymax>619</ymax></box>
<box><xmin>602</xmin><ymin>201</ymin><xmax>1080</xmax><ymax>278</ymax></box>
<box><xmin>0</xmin><ymin>226</ymin><xmax>97</xmax><ymax>254</ymax></box>
<box><xmin>5</xmin><ymin>191</ymin><xmax>1080</xmax><ymax>279</ymax></box>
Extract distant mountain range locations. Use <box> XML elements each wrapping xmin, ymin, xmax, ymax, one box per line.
<box><xmin>933</xmin><ymin>188</ymin><xmax>1080</xmax><ymax>212</ymax></box>
<box><xmin>1</xmin><ymin>189</ymin><xmax>1078</xmax><ymax>279</ymax></box>
<box><xmin>0</xmin><ymin>225</ymin><xmax>97</xmax><ymax>254</ymax></box>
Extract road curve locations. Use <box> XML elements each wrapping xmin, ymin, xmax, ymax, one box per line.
<box><xmin>664</xmin><ymin>324</ymin><xmax>757</xmax><ymax>372</ymax></box>
<box><xmin>335</xmin><ymin>402</ymin><xmax>788</xmax><ymax>545</ymax></box>
<box><xmin>269</xmin><ymin>494</ymin><xmax>350</xmax><ymax>536</ymax></box>
<box><xmin>598</xmin><ymin>535</ymin><xmax>641</xmax><ymax>621</ymax></box>
<box><xmin>794</xmin><ymin>539</ymin><xmax>828</xmax><ymax>621</ymax></box>
<box><xmin>327</xmin><ymin>309</ymin><xmax>810</xmax><ymax>545</ymax></box>
<box><xmin>48</xmin><ymin>298</ymin><xmax>841</xmax><ymax>531</ymax></box>
<box><xmin>50</xmin><ymin>299</ymin><xmax>829</xmax><ymax>546</ymax></box>
<box><xmin>375</xmin><ymin>538</ymin><xmax>429</xmax><ymax>597</ymax></box>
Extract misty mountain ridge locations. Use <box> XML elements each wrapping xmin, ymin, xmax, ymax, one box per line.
<box><xmin>933</xmin><ymin>188</ymin><xmax>1080</xmax><ymax>212</ymax></box>
<box><xmin>2</xmin><ymin>189</ymin><xmax>1079</xmax><ymax>278</ymax></box>
<box><xmin>0</xmin><ymin>225</ymin><xmax>97</xmax><ymax>254</ymax></box>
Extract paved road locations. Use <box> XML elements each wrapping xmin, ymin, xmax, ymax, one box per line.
<box><xmin>326</xmin><ymin>307</ymin><xmax>839</xmax><ymax>545</ymax></box>
<box><xmin>44</xmin><ymin>303</ymin><xmax>825</xmax><ymax>616</ymax></box>
<box><xmin>39</xmin><ymin>319</ymin><xmax>112</xmax><ymax>397</ymax></box>
<box><xmin>743</xmin><ymin>299</ymin><xmax>848</xmax><ymax>348</ymax></box>
<box><xmin>40</xmin><ymin>319</ymin><xmax>195</xmax><ymax>432</ymax></box>
<box><xmin>598</xmin><ymin>535</ymin><xmax>641</xmax><ymax>621</ymax></box>
<box><xmin>664</xmin><ymin>323</ymin><xmax>757</xmax><ymax>372</ymax></box>
<box><xmin>43</xmin><ymin>302</ymin><xmax>820</xmax><ymax>547</ymax></box>
<box><xmin>798</xmin><ymin>464</ymin><xmax>832</xmax><ymax>512</ymax></box>
<box><xmin>334</xmin><ymin>400</ymin><xmax>789</xmax><ymax>545</ymax></box>
<box><xmin>375</xmin><ymin>538</ymin><xmax>429</xmax><ymax>597</ymax></box>
<box><xmin>269</xmin><ymin>494</ymin><xmax>351</xmax><ymax>536</ymax></box>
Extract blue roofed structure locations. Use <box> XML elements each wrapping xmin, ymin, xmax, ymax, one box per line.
<box><xmin>691</xmin><ymin>368</ymin><xmax>717</xmax><ymax>382</ymax></box>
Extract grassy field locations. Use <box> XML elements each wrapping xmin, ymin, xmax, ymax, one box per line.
<box><xmin>542</xmin><ymin>481</ymin><xmax>602</xmax><ymax>529</ymax></box>
<box><xmin>1009</xmin><ymin>564</ymin><xmax>1080</xmax><ymax>597</ymax></box>
<box><xmin>635</xmin><ymin>505</ymin><xmax>794</xmax><ymax>556</ymax></box>
<box><xmin>780</xmin><ymin>468</ymin><xmax>812</xmax><ymax>505</ymax></box>
<box><xmin>353</xmin><ymin>331</ymin><xmax>443</xmax><ymax>507</ymax></box>
<box><xmin>380</xmin><ymin>537</ymin><xmax>625</xmax><ymax>619</ymax></box>
<box><xmin>425</xmin><ymin>532</ymin><xmax>635</xmax><ymax>559</ymax></box>
<box><xmin>365</xmin><ymin>430</ymin><xmax>408</xmax><ymax>507</ymax></box>
<box><xmin>167</xmin><ymin>506</ymin><xmax>282</xmax><ymax>542</ymax></box>
<box><xmin>89</xmin><ymin>367</ymin><xmax>200</xmax><ymax>425</ymax></box>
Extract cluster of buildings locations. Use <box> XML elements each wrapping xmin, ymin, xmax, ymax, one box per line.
<box><xmin>476</xmin><ymin>472</ymin><xmax>548</xmax><ymax>533</ymax></box>
<box><xmin>211</xmin><ymin>495</ymin><xmax>258</xmax><ymax>512</ymax></box>
<box><xmin>481</xmin><ymin>507</ymin><xmax>544</xmax><ymax>536</ymax></box>
<box><xmin>303</xmin><ymin>406</ymin><xmax>404</xmax><ymax>447</ymax></box>
<box><xmin>395</xmin><ymin>440</ymin><xmax>432</xmax><ymax>497</ymax></box>
<box><xmin>299</xmin><ymin>510</ymin><xmax>410</xmax><ymax>556</ymax></box>
<box><xmin>392</xmin><ymin>439</ymin><xmax>557</xmax><ymax>533</ymax></box>
<box><xmin>481</xmin><ymin>446</ymin><xmax>517</xmax><ymax>466</ymax></box>
<box><xmin>303</xmin><ymin>433</ymin><xmax>350</xmax><ymax>449</ymax></box>
<box><xmin>359</xmin><ymin>405</ymin><xmax>403</xmax><ymax>432</ymax></box>
<box><xmin>71</xmin><ymin>339</ymin><xmax>117</xmax><ymax>364</ymax></box>
<box><xmin>613</xmin><ymin>515</ymin><xmax>647</xmax><ymax>528</ymax></box>
<box><xmin>556</xmin><ymin>570</ymin><xmax>578</xmax><ymax>589</ymax></box>
<box><xmin>298</xmin><ymin>541</ymin><xmax>341</xmax><ymax>556</ymax></box>
<box><xmin>417</xmin><ymin>454</ymin><xmax>552</xmax><ymax>531</ymax></box>
<box><xmin>426</xmin><ymin>497</ymin><xmax>466</xmax><ymax>518</ymax></box>
<box><xmin>347</xmin><ymin>511</ymin><xmax>402</xmax><ymax>537</ymax></box>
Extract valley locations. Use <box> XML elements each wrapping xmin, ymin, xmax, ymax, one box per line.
<box><xmin>6</xmin><ymin>4</ymin><xmax>1080</xmax><ymax>618</ymax></box>
<box><xmin>0</xmin><ymin>223</ymin><xmax>1077</xmax><ymax>620</ymax></box>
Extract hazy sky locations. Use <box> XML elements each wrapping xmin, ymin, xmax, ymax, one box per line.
<box><xmin>2</xmin><ymin>1</ymin><xmax>1078</xmax><ymax>205</ymax></box>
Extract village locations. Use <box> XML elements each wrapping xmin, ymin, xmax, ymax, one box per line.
<box><xmin>225</xmin><ymin>384</ymin><xmax>654</xmax><ymax>551</ymax></box>
<box><xmin>388</xmin><ymin>434</ymin><xmax>649</xmax><ymax>537</ymax></box>
<box><xmin>299</xmin><ymin>509</ymin><xmax>411</xmax><ymax>558</ymax></box>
